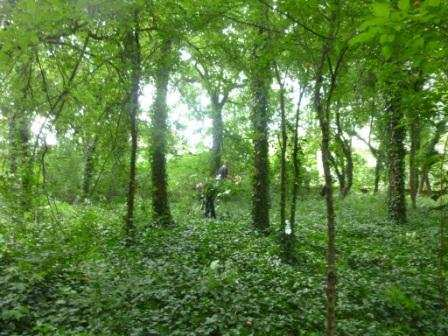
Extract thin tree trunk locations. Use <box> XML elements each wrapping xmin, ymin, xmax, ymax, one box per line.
<box><xmin>124</xmin><ymin>20</ymin><xmax>141</xmax><ymax>236</ymax></box>
<box><xmin>7</xmin><ymin>108</ymin><xmax>18</xmax><ymax>175</ymax></box>
<box><xmin>290</xmin><ymin>89</ymin><xmax>305</xmax><ymax>228</ymax></box>
<box><xmin>334</xmin><ymin>109</ymin><xmax>353</xmax><ymax>197</ymax></box>
<box><xmin>374</xmin><ymin>159</ymin><xmax>382</xmax><ymax>193</ymax></box>
<box><xmin>82</xmin><ymin>137</ymin><xmax>97</xmax><ymax>200</ymax></box>
<box><xmin>313</xmin><ymin>1</ymin><xmax>340</xmax><ymax>333</ymax></box>
<box><xmin>419</xmin><ymin>118</ymin><xmax>447</xmax><ymax>195</ymax></box>
<box><xmin>387</xmin><ymin>93</ymin><xmax>407</xmax><ymax>224</ymax></box>
<box><xmin>275</xmin><ymin>66</ymin><xmax>288</xmax><ymax>231</ymax></box>
<box><xmin>151</xmin><ymin>38</ymin><xmax>173</xmax><ymax>227</ymax></box>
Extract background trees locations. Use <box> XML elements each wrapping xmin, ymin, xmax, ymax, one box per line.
<box><xmin>0</xmin><ymin>0</ymin><xmax>447</xmax><ymax>335</ymax></box>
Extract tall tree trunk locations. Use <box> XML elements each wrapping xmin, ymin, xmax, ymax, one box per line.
<box><xmin>151</xmin><ymin>38</ymin><xmax>173</xmax><ymax>227</ymax></box>
<box><xmin>124</xmin><ymin>20</ymin><xmax>141</xmax><ymax>236</ymax></box>
<box><xmin>275</xmin><ymin>66</ymin><xmax>288</xmax><ymax>232</ymax></box>
<box><xmin>210</xmin><ymin>97</ymin><xmax>224</xmax><ymax>176</ymax></box>
<box><xmin>289</xmin><ymin>89</ymin><xmax>305</xmax><ymax>229</ymax></box>
<box><xmin>82</xmin><ymin>137</ymin><xmax>97</xmax><ymax>201</ymax></box>
<box><xmin>387</xmin><ymin>93</ymin><xmax>407</xmax><ymax>224</ymax></box>
<box><xmin>249</xmin><ymin>5</ymin><xmax>271</xmax><ymax>234</ymax></box>
<box><xmin>313</xmin><ymin>1</ymin><xmax>340</xmax><ymax>333</ymax></box>
<box><xmin>409</xmin><ymin>119</ymin><xmax>420</xmax><ymax>208</ymax></box>
<box><xmin>374</xmin><ymin>158</ymin><xmax>382</xmax><ymax>193</ymax></box>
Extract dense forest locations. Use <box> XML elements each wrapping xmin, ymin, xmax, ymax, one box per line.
<box><xmin>0</xmin><ymin>0</ymin><xmax>447</xmax><ymax>335</ymax></box>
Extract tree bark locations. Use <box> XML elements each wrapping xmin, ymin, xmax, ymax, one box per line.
<box><xmin>409</xmin><ymin>119</ymin><xmax>420</xmax><ymax>208</ymax></box>
<box><xmin>334</xmin><ymin>109</ymin><xmax>353</xmax><ymax>197</ymax></box>
<box><xmin>151</xmin><ymin>38</ymin><xmax>173</xmax><ymax>227</ymax></box>
<box><xmin>289</xmin><ymin>89</ymin><xmax>305</xmax><ymax>229</ymax></box>
<box><xmin>124</xmin><ymin>20</ymin><xmax>141</xmax><ymax>236</ymax></box>
<box><xmin>249</xmin><ymin>5</ymin><xmax>271</xmax><ymax>234</ymax></box>
<box><xmin>313</xmin><ymin>1</ymin><xmax>340</xmax><ymax>333</ymax></box>
<box><xmin>275</xmin><ymin>66</ymin><xmax>288</xmax><ymax>231</ymax></box>
<box><xmin>82</xmin><ymin>137</ymin><xmax>97</xmax><ymax>200</ymax></box>
<box><xmin>387</xmin><ymin>93</ymin><xmax>407</xmax><ymax>224</ymax></box>
<box><xmin>374</xmin><ymin>157</ymin><xmax>383</xmax><ymax>193</ymax></box>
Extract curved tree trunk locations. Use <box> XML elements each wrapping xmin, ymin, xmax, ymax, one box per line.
<box><xmin>151</xmin><ymin>38</ymin><xmax>173</xmax><ymax>227</ymax></box>
<box><xmin>313</xmin><ymin>1</ymin><xmax>340</xmax><ymax>333</ymax></box>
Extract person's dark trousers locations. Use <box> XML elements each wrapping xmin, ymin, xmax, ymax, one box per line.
<box><xmin>204</xmin><ymin>195</ymin><xmax>216</xmax><ymax>218</ymax></box>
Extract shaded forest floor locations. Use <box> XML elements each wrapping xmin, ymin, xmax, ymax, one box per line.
<box><xmin>1</xmin><ymin>194</ymin><xmax>447</xmax><ymax>335</ymax></box>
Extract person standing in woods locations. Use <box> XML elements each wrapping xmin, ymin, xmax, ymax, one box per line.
<box><xmin>203</xmin><ymin>163</ymin><xmax>229</xmax><ymax>218</ymax></box>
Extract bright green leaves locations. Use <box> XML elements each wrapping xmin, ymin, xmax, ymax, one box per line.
<box><xmin>398</xmin><ymin>0</ymin><xmax>410</xmax><ymax>13</ymax></box>
<box><xmin>427</xmin><ymin>0</ymin><xmax>441</xmax><ymax>7</ymax></box>
<box><xmin>380</xmin><ymin>34</ymin><xmax>395</xmax><ymax>44</ymax></box>
<box><xmin>372</xmin><ymin>2</ymin><xmax>390</xmax><ymax>18</ymax></box>
<box><xmin>381</xmin><ymin>45</ymin><xmax>393</xmax><ymax>60</ymax></box>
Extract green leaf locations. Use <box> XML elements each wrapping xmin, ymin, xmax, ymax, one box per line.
<box><xmin>350</xmin><ymin>31</ymin><xmax>376</xmax><ymax>46</ymax></box>
<box><xmin>382</xmin><ymin>45</ymin><xmax>392</xmax><ymax>60</ymax></box>
<box><xmin>411</xmin><ymin>36</ymin><xmax>425</xmax><ymax>51</ymax></box>
<box><xmin>427</xmin><ymin>0</ymin><xmax>441</xmax><ymax>6</ymax></box>
<box><xmin>359</xmin><ymin>17</ymin><xmax>387</xmax><ymax>31</ymax></box>
<box><xmin>380</xmin><ymin>34</ymin><xmax>395</xmax><ymax>44</ymax></box>
<box><xmin>372</xmin><ymin>3</ymin><xmax>390</xmax><ymax>17</ymax></box>
<box><xmin>398</xmin><ymin>0</ymin><xmax>410</xmax><ymax>12</ymax></box>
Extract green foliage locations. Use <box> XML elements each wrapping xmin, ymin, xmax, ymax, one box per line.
<box><xmin>1</xmin><ymin>195</ymin><xmax>447</xmax><ymax>335</ymax></box>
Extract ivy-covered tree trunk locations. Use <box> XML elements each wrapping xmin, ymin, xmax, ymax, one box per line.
<box><xmin>151</xmin><ymin>38</ymin><xmax>173</xmax><ymax>227</ymax></box>
<box><xmin>124</xmin><ymin>22</ymin><xmax>141</xmax><ymax>236</ymax></box>
<box><xmin>387</xmin><ymin>93</ymin><xmax>407</xmax><ymax>224</ymax></box>
<box><xmin>313</xmin><ymin>1</ymin><xmax>339</xmax><ymax>334</ymax></box>
<box><xmin>249</xmin><ymin>5</ymin><xmax>271</xmax><ymax>234</ymax></box>
<box><xmin>409</xmin><ymin>119</ymin><xmax>420</xmax><ymax>208</ymax></box>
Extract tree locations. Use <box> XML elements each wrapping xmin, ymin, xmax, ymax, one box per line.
<box><xmin>124</xmin><ymin>12</ymin><xmax>142</xmax><ymax>236</ymax></box>
<box><xmin>248</xmin><ymin>3</ymin><xmax>272</xmax><ymax>234</ymax></box>
<box><xmin>150</xmin><ymin>36</ymin><xmax>174</xmax><ymax>227</ymax></box>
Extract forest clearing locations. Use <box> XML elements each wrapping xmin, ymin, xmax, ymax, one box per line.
<box><xmin>0</xmin><ymin>0</ymin><xmax>447</xmax><ymax>335</ymax></box>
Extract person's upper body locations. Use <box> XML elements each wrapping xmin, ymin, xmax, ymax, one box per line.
<box><xmin>216</xmin><ymin>164</ymin><xmax>228</xmax><ymax>180</ymax></box>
